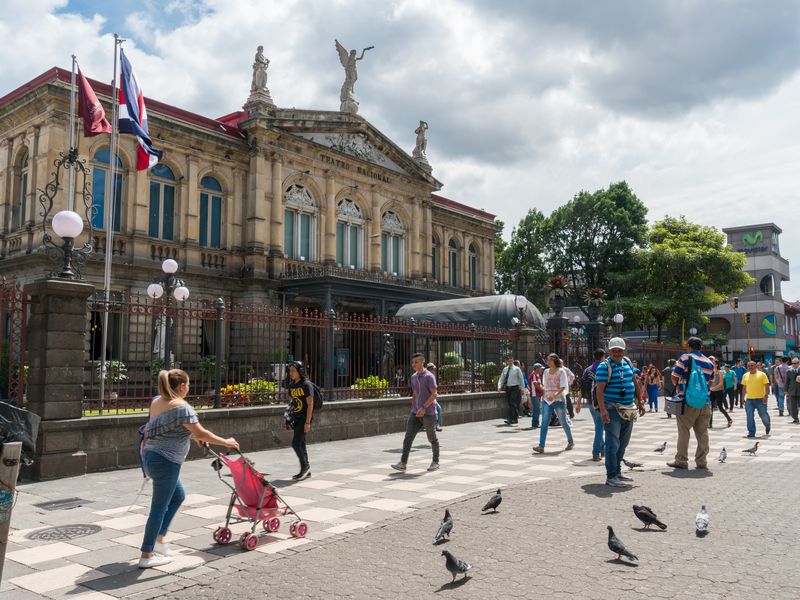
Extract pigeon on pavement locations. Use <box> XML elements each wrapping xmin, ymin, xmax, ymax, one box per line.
<box><xmin>742</xmin><ymin>441</ymin><xmax>759</xmax><ymax>456</ymax></box>
<box><xmin>442</xmin><ymin>550</ymin><xmax>472</xmax><ymax>582</ymax></box>
<box><xmin>718</xmin><ymin>448</ymin><xmax>727</xmax><ymax>463</ymax></box>
<box><xmin>632</xmin><ymin>505</ymin><xmax>667</xmax><ymax>530</ymax></box>
<box><xmin>481</xmin><ymin>489</ymin><xmax>502</xmax><ymax>513</ymax></box>
<box><xmin>695</xmin><ymin>505</ymin><xmax>709</xmax><ymax>537</ymax></box>
<box><xmin>654</xmin><ymin>442</ymin><xmax>667</xmax><ymax>453</ymax></box>
<box><xmin>607</xmin><ymin>526</ymin><xmax>638</xmax><ymax>561</ymax></box>
<box><xmin>434</xmin><ymin>509</ymin><xmax>453</xmax><ymax>543</ymax></box>
<box><xmin>623</xmin><ymin>459</ymin><xmax>643</xmax><ymax>470</ymax></box>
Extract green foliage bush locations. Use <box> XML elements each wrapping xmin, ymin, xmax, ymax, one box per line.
<box><xmin>437</xmin><ymin>365</ymin><xmax>462</xmax><ymax>385</ymax></box>
<box><xmin>350</xmin><ymin>375</ymin><xmax>389</xmax><ymax>398</ymax></box>
<box><xmin>443</xmin><ymin>351</ymin><xmax>463</xmax><ymax>366</ymax></box>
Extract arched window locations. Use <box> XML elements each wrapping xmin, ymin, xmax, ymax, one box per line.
<box><xmin>381</xmin><ymin>211</ymin><xmax>405</xmax><ymax>275</ymax></box>
<box><xmin>284</xmin><ymin>184</ymin><xmax>316</xmax><ymax>261</ymax></box>
<box><xmin>199</xmin><ymin>175</ymin><xmax>222</xmax><ymax>249</ymax></box>
<box><xmin>760</xmin><ymin>274</ymin><xmax>775</xmax><ymax>297</ymax></box>
<box><xmin>91</xmin><ymin>148</ymin><xmax>123</xmax><ymax>232</ymax></box>
<box><xmin>448</xmin><ymin>239</ymin><xmax>458</xmax><ymax>287</ymax></box>
<box><xmin>431</xmin><ymin>235</ymin><xmax>440</xmax><ymax>281</ymax></box>
<box><xmin>469</xmin><ymin>243</ymin><xmax>478</xmax><ymax>291</ymax></box>
<box><xmin>10</xmin><ymin>151</ymin><xmax>29</xmax><ymax>229</ymax></box>
<box><xmin>149</xmin><ymin>164</ymin><xmax>176</xmax><ymax>240</ymax></box>
<box><xmin>336</xmin><ymin>198</ymin><xmax>363</xmax><ymax>269</ymax></box>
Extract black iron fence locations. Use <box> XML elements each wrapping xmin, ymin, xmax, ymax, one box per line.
<box><xmin>83</xmin><ymin>294</ymin><xmax>518</xmax><ymax>414</ymax></box>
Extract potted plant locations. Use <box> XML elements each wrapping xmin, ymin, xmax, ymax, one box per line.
<box><xmin>584</xmin><ymin>287</ymin><xmax>606</xmax><ymax>320</ymax></box>
<box><xmin>547</xmin><ymin>275</ymin><xmax>568</xmax><ymax>314</ymax></box>
<box><xmin>96</xmin><ymin>360</ymin><xmax>128</xmax><ymax>398</ymax></box>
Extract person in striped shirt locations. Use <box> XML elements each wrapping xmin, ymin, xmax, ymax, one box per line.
<box><xmin>667</xmin><ymin>337</ymin><xmax>715</xmax><ymax>470</ymax></box>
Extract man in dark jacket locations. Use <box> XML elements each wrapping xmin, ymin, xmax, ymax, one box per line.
<box><xmin>785</xmin><ymin>357</ymin><xmax>800</xmax><ymax>424</ymax></box>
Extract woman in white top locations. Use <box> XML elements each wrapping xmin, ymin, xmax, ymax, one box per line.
<box><xmin>532</xmin><ymin>353</ymin><xmax>575</xmax><ymax>454</ymax></box>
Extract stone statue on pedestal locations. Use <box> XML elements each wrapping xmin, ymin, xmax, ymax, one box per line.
<box><xmin>244</xmin><ymin>45</ymin><xmax>275</xmax><ymax>114</ymax></box>
<box><xmin>335</xmin><ymin>39</ymin><xmax>374</xmax><ymax>114</ymax></box>
<box><xmin>412</xmin><ymin>120</ymin><xmax>432</xmax><ymax>172</ymax></box>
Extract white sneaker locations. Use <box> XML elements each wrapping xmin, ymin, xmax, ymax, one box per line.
<box><xmin>138</xmin><ymin>554</ymin><xmax>173</xmax><ymax>569</ymax></box>
<box><xmin>154</xmin><ymin>542</ymin><xmax>174</xmax><ymax>556</ymax></box>
<box><xmin>427</xmin><ymin>462</ymin><xmax>440</xmax><ymax>472</ymax></box>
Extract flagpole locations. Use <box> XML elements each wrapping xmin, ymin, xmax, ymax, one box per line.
<box><xmin>99</xmin><ymin>34</ymin><xmax>122</xmax><ymax>408</ymax></box>
<box><xmin>67</xmin><ymin>54</ymin><xmax>77</xmax><ymax>211</ymax></box>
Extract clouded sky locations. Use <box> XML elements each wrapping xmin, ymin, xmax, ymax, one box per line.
<box><xmin>2</xmin><ymin>0</ymin><xmax>799</xmax><ymax>298</ymax></box>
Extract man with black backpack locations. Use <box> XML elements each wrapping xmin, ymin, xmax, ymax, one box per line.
<box><xmin>667</xmin><ymin>337</ymin><xmax>715</xmax><ymax>471</ymax></box>
<box><xmin>581</xmin><ymin>348</ymin><xmax>607</xmax><ymax>462</ymax></box>
<box><xmin>286</xmin><ymin>361</ymin><xmax>318</xmax><ymax>481</ymax></box>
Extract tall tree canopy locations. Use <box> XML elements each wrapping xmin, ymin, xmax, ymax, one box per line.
<box><xmin>494</xmin><ymin>209</ymin><xmax>549</xmax><ymax>308</ymax></box>
<box><xmin>617</xmin><ymin>216</ymin><xmax>752</xmax><ymax>342</ymax></box>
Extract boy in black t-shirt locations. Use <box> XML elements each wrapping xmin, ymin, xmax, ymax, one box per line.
<box><xmin>287</xmin><ymin>361</ymin><xmax>314</xmax><ymax>480</ymax></box>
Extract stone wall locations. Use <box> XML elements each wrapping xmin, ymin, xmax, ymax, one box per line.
<box><xmin>28</xmin><ymin>391</ymin><xmax>504</xmax><ymax>479</ymax></box>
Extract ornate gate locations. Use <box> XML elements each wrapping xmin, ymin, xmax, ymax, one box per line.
<box><xmin>0</xmin><ymin>274</ymin><xmax>28</xmax><ymax>406</ymax></box>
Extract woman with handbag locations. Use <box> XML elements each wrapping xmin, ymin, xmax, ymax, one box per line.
<box><xmin>708</xmin><ymin>356</ymin><xmax>732</xmax><ymax>428</ymax></box>
<box><xmin>532</xmin><ymin>353</ymin><xmax>574</xmax><ymax>453</ymax></box>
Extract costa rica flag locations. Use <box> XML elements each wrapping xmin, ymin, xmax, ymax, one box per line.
<box><xmin>118</xmin><ymin>48</ymin><xmax>163</xmax><ymax>170</ymax></box>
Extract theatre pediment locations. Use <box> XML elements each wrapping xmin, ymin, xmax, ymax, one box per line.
<box><xmin>293</xmin><ymin>131</ymin><xmax>408</xmax><ymax>175</ymax></box>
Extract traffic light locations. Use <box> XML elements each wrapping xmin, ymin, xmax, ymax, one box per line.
<box><xmin>733</xmin><ymin>297</ymin><xmax>739</xmax><ymax>309</ymax></box>
<box><xmin>745</xmin><ymin>313</ymin><xmax>751</xmax><ymax>324</ymax></box>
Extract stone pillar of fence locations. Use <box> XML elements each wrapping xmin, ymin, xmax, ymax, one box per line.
<box><xmin>547</xmin><ymin>314</ymin><xmax>568</xmax><ymax>358</ymax></box>
<box><xmin>517</xmin><ymin>327</ymin><xmax>542</xmax><ymax>368</ymax></box>
<box><xmin>25</xmin><ymin>278</ymin><xmax>95</xmax><ymax>480</ymax></box>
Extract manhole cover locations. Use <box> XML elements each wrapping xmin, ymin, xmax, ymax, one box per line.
<box><xmin>27</xmin><ymin>524</ymin><xmax>102</xmax><ymax>541</ymax></box>
<box><xmin>33</xmin><ymin>497</ymin><xmax>91</xmax><ymax>511</ymax></box>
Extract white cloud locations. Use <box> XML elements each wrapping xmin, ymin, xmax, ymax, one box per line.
<box><xmin>1</xmin><ymin>0</ymin><xmax>798</xmax><ymax>299</ymax></box>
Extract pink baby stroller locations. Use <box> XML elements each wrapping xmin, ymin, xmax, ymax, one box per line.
<box><xmin>208</xmin><ymin>447</ymin><xmax>308</xmax><ymax>551</ymax></box>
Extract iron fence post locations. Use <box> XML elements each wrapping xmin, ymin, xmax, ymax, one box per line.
<box><xmin>213</xmin><ymin>298</ymin><xmax>224</xmax><ymax>409</ymax></box>
<box><xmin>470</xmin><ymin>322</ymin><xmax>476</xmax><ymax>393</ymax></box>
<box><xmin>163</xmin><ymin>274</ymin><xmax>173</xmax><ymax>370</ymax></box>
<box><xmin>410</xmin><ymin>317</ymin><xmax>416</xmax><ymax>356</ymax></box>
<box><xmin>326</xmin><ymin>308</ymin><xmax>335</xmax><ymax>394</ymax></box>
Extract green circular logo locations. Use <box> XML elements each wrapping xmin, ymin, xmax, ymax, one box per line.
<box><xmin>762</xmin><ymin>314</ymin><xmax>777</xmax><ymax>335</ymax></box>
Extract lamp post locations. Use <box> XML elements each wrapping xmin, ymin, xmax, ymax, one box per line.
<box><xmin>147</xmin><ymin>258</ymin><xmax>190</xmax><ymax>370</ymax></box>
<box><xmin>613</xmin><ymin>313</ymin><xmax>624</xmax><ymax>335</ymax></box>
<box><xmin>514</xmin><ymin>295</ymin><xmax>527</xmax><ymax>325</ymax></box>
<box><xmin>689</xmin><ymin>327</ymin><xmax>698</xmax><ymax>337</ymax></box>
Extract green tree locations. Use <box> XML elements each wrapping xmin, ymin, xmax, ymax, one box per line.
<box><xmin>547</xmin><ymin>181</ymin><xmax>648</xmax><ymax>304</ymax></box>
<box><xmin>618</xmin><ymin>216</ymin><xmax>752</xmax><ymax>342</ymax></box>
<box><xmin>495</xmin><ymin>208</ymin><xmax>550</xmax><ymax>308</ymax></box>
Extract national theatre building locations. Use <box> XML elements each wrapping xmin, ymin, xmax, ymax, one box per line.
<box><xmin>0</xmin><ymin>46</ymin><xmax>498</xmax><ymax>317</ymax></box>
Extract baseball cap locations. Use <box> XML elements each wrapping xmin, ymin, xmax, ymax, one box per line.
<box><xmin>608</xmin><ymin>337</ymin><xmax>626</xmax><ymax>350</ymax></box>
<box><xmin>533</xmin><ymin>363</ymin><xmax>544</xmax><ymax>369</ymax></box>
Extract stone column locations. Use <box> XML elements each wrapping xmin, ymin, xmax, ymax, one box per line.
<box><xmin>267</xmin><ymin>156</ymin><xmax>284</xmax><ymax>277</ymax></box>
<box><xmin>421</xmin><ymin>200</ymin><xmax>432</xmax><ymax>279</ymax></box>
<box><xmin>26</xmin><ymin>278</ymin><xmax>95</xmax><ymax>480</ymax></box>
<box><xmin>410</xmin><ymin>198</ymin><xmax>421</xmax><ymax>278</ymax></box>
<box><xmin>0</xmin><ymin>138</ymin><xmax>11</xmax><ymax>232</ymax></box>
<box><xmin>245</xmin><ymin>148</ymin><xmax>268</xmax><ymax>254</ymax></box>
<box><xmin>370</xmin><ymin>187</ymin><xmax>381</xmax><ymax>272</ymax></box>
<box><xmin>324</xmin><ymin>173</ymin><xmax>336</xmax><ymax>265</ymax></box>
<box><xmin>186</xmin><ymin>157</ymin><xmax>200</xmax><ymax>243</ymax></box>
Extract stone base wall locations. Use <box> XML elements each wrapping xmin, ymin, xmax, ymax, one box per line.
<box><xmin>25</xmin><ymin>391</ymin><xmax>504</xmax><ymax>480</ymax></box>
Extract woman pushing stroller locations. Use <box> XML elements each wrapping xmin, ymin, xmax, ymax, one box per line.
<box><xmin>138</xmin><ymin>369</ymin><xmax>239</xmax><ymax>569</ymax></box>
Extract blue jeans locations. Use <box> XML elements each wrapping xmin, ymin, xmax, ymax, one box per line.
<box><xmin>775</xmin><ymin>387</ymin><xmax>785</xmax><ymax>412</ymax></box>
<box><xmin>647</xmin><ymin>384</ymin><xmax>659</xmax><ymax>410</ymax></box>
<box><xmin>530</xmin><ymin>396</ymin><xmax>541</xmax><ymax>428</ymax></box>
<box><xmin>603</xmin><ymin>403</ymin><xmax>634</xmax><ymax>479</ymax></box>
<box><xmin>141</xmin><ymin>451</ymin><xmax>186</xmax><ymax>553</ymax></box>
<box><xmin>588</xmin><ymin>403</ymin><xmax>605</xmax><ymax>458</ymax></box>
<box><xmin>538</xmin><ymin>400</ymin><xmax>573</xmax><ymax>448</ymax></box>
<box><xmin>745</xmin><ymin>399</ymin><xmax>771</xmax><ymax>437</ymax></box>
<box><xmin>434</xmin><ymin>400</ymin><xmax>442</xmax><ymax>426</ymax></box>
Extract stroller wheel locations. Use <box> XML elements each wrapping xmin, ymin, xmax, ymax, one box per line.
<box><xmin>213</xmin><ymin>526</ymin><xmax>232</xmax><ymax>544</ymax></box>
<box><xmin>290</xmin><ymin>521</ymin><xmax>308</xmax><ymax>538</ymax></box>
<box><xmin>239</xmin><ymin>532</ymin><xmax>259</xmax><ymax>551</ymax></box>
<box><xmin>263</xmin><ymin>517</ymin><xmax>281</xmax><ymax>533</ymax></box>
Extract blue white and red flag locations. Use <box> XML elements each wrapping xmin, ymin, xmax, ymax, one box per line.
<box><xmin>118</xmin><ymin>48</ymin><xmax>162</xmax><ymax>170</ymax></box>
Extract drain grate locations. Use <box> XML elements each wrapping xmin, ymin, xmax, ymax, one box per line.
<box><xmin>33</xmin><ymin>497</ymin><xmax>91</xmax><ymax>511</ymax></box>
<box><xmin>27</xmin><ymin>524</ymin><xmax>102</xmax><ymax>541</ymax></box>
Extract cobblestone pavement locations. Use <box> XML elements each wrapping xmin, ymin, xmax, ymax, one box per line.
<box><xmin>4</xmin><ymin>402</ymin><xmax>800</xmax><ymax>599</ymax></box>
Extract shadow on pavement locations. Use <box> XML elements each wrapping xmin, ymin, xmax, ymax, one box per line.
<box><xmin>661</xmin><ymin>469</ymin><xmax>714</xmax><ymax>479</ymax></box>
<box><xmin>606</xmin><ymin>558</ymin><xmax>638</xmax><ymax>567</ymax></box>
<box><xmin>631</xmin><ymin>526</ymin><xmax>667</xmax><ymax>533</ymax></box>
<box><xmin>581</xmin><ymin>483</ymin><xmax>635</xmax><ymax>498</ymax></box>
<box><xmin>435</xmin><ymin>576</ymin><xmax>471</xmax><ymax>592</ymax></box>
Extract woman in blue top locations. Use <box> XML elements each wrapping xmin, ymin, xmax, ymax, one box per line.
<box><xmin>139</xmin><ymin>369</ymin><xmax>239</xmax><ymax>569</ymax></box>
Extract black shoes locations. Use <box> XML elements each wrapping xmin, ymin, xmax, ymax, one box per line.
<box><xmin>292</xmin><ymin>468</ymin><xmax>311</xmax><ymax>481</ymax></box>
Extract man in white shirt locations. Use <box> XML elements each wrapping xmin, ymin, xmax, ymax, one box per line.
<box><xmin>498</xmin><ymin>357</ymin><xmax>524</xmax><ymax>426</ymax></box>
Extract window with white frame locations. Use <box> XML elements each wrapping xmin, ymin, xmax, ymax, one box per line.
<box><xmin>336</xmin><ymin>198</ymin><xmax>364</xmax><ymax>269</ymax></box>
<box><xmin>91</xmin><ymin>148</ymin><xmax>124</xmax><ymax>232</ymax></box>
<box><xmin>284</xmin><ymin>184</ymin><xmax>317</xmax><ymax>261</ymax></box>
<box><xmin>448</xmin><ymin>239</ymin><xmax>458</xmax><ymax>287</ymax></box>
<box><xmin>431</xmin><ymin>235</ymin><xmax>440</xmax><ymax>281</ymax></box>
<box><xmin>381</xmin><ymin>211</ymin><xmax>405</xmax><ymax>276</ymax></box>
<box><xmin>469</xmin><ymin>243</ymin><xmax>479</xmax><ymax>290</ymax></box>
<box><xmin>149</xmin><ymin>164</ymin><xmax>176</xmax><ymax>240</ymax></box>
<box><xmin>199</xmin><ymin>175</ymin><xmax>222</xmax><ymax>249</ymax></box>
<box><xmin>11</xmin><ymin>151</ymin><xmax>29</xmax><ymax>230</ymax></box>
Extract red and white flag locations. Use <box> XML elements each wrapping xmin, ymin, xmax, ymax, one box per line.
<box><xmin>77</xmin><ymin>68</ymin><xmax>112</xmax><ymax>137</ymax></box>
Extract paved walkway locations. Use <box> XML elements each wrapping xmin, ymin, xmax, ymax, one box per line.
<box><xmin>3</xmin><ymin>402</ymin><xmax>800</xmax><ymax>599</ymax></box>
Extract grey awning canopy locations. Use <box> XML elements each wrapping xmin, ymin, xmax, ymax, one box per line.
<box><xmin>395</xmin><ymin>295</ymin><xmax>546</xmax><ymax>329</ymax></box>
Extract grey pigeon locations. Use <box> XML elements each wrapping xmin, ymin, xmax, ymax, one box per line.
<box><xmin>718</xmin><ymin>448</ymin><xmax>727</xmax><ymax>463</ymax></box>
<box><xmin>434</xmin><ymin>509</ymin><xmax>453</xmax><ymax>543</ymax></box>
<box><xmin>654</xmin><ymin>441</ymin><xmax>667</xmax><ymax>453</ymax></box>
<box><xmin>742</xmin><ymin>441</ymin><xmax>759</xmax><ymax>456</ymax></box>
<box><xmin>623</xmin><ymin>459</ymin><xmax>643</xmax><ymax>470</ymax></box>
<box><xmin>695</xmin><ymin>505</ymin><xmax>709</xmax><ymax>537</ymax></box>
<box><xmin>481</xmin><ymin>489</ymin><xmax>502</xmax><ymax>513</ymax></box>
<box><xmin>442</xmin><ymin>550</ymin><xmax>472</xmax><ymax>582</ymax></box>
<box><xmin>607</xmin><ymin>525</ymin><xmax>638</xmax><ymax>561</ymax></box>
<box><xmin>632</xmin><ymin>505</ymin><xmax>667</xmax><ymax>530</ymax></box>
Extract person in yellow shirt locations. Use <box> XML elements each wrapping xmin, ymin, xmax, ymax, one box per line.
<box><xmin>742</xmin><ymin>361</ymin><xmax>771</xmax><ymax>438</ymax></box>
